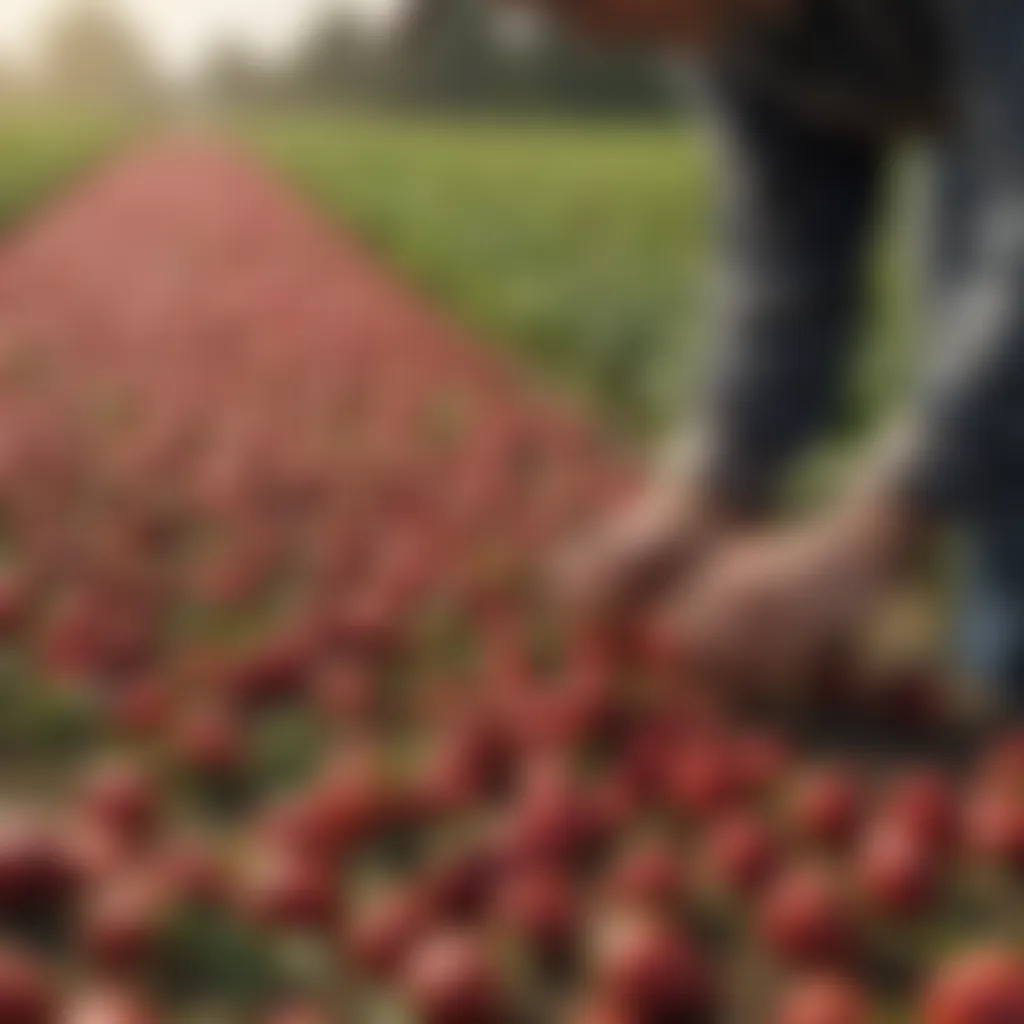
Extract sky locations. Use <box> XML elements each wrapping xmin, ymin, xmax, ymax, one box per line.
<box><xmin>0</xmin><ymin>0</ymin><xmax>400</xmax><ymax>81</ymax></box>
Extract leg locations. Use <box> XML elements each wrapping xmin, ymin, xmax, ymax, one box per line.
<box><xmin>694</xmin><ymin>76</ymin><xmax>889</xmax><ymax>508</ymax></box>
<box><xmin>926</xmin><ymin>0</ymin><xmax>1024</xmax><ymax>705</ymax></box>
<box><xmin>959</xmin><ymin>508</ymin><xmax>1024</xmax><ymax>717</ymax></box>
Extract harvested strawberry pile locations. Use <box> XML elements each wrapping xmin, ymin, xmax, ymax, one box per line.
<box><xmin>0</xmin><ymin>142</ymin><xmax>1020</xmax><ymax>1023</ymax></box>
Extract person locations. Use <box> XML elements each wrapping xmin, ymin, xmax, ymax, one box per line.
<box><xmin>535</xmin><ymin>0</ymin><xmax>1024</xmax><ymax>710</ymax></box>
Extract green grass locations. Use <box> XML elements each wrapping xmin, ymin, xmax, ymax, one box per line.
<box><xmin>248</xmin><ymin>113</ymin><xmax>916</xmax><ymax>451</ymax></box>
<box><xmin>249</xmin><ymin>115</ymin><xmax>717</xmax><ymax>438</ymax></box>
<box><xmin>0</xmin><ymin>107</ymin><xmax>131</xmax><ymax>231</ymax></box>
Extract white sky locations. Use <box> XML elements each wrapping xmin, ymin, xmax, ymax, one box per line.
<box><xmin>0</xmin><ymin>0</ymin><xmax>401</xmax><ymax>80</ymax></box>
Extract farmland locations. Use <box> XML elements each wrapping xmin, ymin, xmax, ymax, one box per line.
<box><xmin>0</xmin><ymin>109</ymin><xmax>131</xmax><ymax>230</ymax></box>
<box><xmin>249</xmin><ymin>114</ymin><xmax>916</xmax><ymax>449</ymax></box>
<box><xmin>0</xmin><ymin>118</ymin><xmax>1016</xmax><ymax>1024</ymax></box>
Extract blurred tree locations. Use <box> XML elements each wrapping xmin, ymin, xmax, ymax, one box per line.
<box><xmin>40</xmin><ymin>0</ymin><xmax>162</xmax><ymax>106</ymax></box>
<box><xmin>528</xmin><ymin>27</ymin><xmax>672</xmax><ymax>114</ymax></box>
<box><xmin>203</xmin><ymin>41</ymin><xmax>279</xmax><ymax>108</ymax></box>
<box><xmin>199</xmin><ymin>0</ymin><xmax>673</xmax><ymax>116</ymax></box>
<box><xmin>394</xmin><ymin>0</ymin><xmax>671</xmax><ymax>113</ymax></box>
<box><xmin>394</xmin><ymin>0</ymin><xmax>507</xmax><ymax>107</ymax></box>
<box><xmin>284</xmin><ymin>8</ymin><xmax>389</xmax><ymax>105</ymax></box>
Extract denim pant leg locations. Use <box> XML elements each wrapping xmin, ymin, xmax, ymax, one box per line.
<box><xmin>931</xmin><ymin>0</ymin><xmax>1024</xmax><ymax>703</ymax></box>
<box><xmin>960</xmin><ymin>511</ymin><xmax>1024</xmax><ymax>711</ymax></box>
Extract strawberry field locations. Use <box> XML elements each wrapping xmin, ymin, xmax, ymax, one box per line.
<box><xmin>0</xmin><ymin>111</ymin><xmax>131</xmax><ymax>231</ymax></box>
<box><xmin>0</xmin><ymin>129</ymin><xmax>1019</xmax><ymax>1024</ymax></box>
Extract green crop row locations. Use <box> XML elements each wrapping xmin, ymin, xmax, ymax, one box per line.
<box><xmin>0</xmin><ymin>107</ymin><xmax>132</xmax><ymax>232</ymax></box>
<box><xmin>248</xmin><ymin>113</ymin><xmax>915</xmax><ymax>453</ymax></box>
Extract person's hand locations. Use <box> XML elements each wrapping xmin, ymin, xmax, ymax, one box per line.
<box><xmin>673</xmin><ymin>492</ymin><xmax>931</xmax><ymax>689</ymax></box>
<box><xmin>552</xmin><ymin>475</ymin><xmax>744</xmax><ymax>624</ymax></box>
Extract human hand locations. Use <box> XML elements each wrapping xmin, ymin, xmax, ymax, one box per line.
<box><xmin>674</xmin><ymin>493</ymin><xmax>930</xmax><ymax>689</ymax></box>
<box><xmin>552</xmin><ymin>475</ymin><xmax>744</xmax><ymax>624</ymax></box>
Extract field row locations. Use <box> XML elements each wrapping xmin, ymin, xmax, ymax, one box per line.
<box><xmin>249</xmin><ymin>115</ymin><xmax>915</xmax><ymax>452</ymax></box>
<box><xmin>0</xmin><ymin>129</ymin><xmax>1017</xmax><ymax>1023</ymax></box>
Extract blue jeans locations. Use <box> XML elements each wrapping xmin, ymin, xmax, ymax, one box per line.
<box><xmin>929</xmin><ymin>0</ymin><xmax>1024</xmax><ymax>703</ymax></box>
<box><xmin>961</xmin><ymin>510</ymin><xmax>1024</xmax><ymax>711</ymax></box>
<box><xmin>701</xmin><ymin>0</ymin><xmax>1024</xmax><ymax>701</ymax></box>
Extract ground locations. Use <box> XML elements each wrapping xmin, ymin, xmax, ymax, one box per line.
<box><xmin>0</xmin><ymin>118</ymin><xmax>1018</xmax><ymax>1024</ymax></box>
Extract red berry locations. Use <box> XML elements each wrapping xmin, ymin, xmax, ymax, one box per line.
<box><xmin>157</xmin><ymin>838</ymin><xmax>228</xmax><ymax>906</ymax></box>
<box><xmin>732</xmin><ymin>732</ymin><xmax>791</xmax><ymax>797</ymax></box>
<box><xmin>759</xmin><ymin>866</ymin><xmax>855</xmax><ymax>967</ymax></box>
<box><xmin>603</xmin><ymin>838</ymin><xmax>685</xmax><ymax>910</ymax></box>
<box><xmin>240</xmin><ymin>850</ymin><xmax>338</xmax><ymax>932</ymax></box>
<box><xmin>110</xmin><ymin>678</ymin><xmax>171</xmax><ymax>737</ymax></box>
<box><xmin>881</xmin><ymin>770</ymin><xmax>959</xmax><ymax>852</ymax></box>
<box><xmin>568</xmin><ymin>996</ymin><xmax>634</xmax><ymax>1024</ymax></box>
<box><xmin>965</xmin><ymin>789</ymin><xmax>1024</xmax><ymax>873</ymax></box>
<box><xmin>0</xmin><ymin>813</ymin><xmax>78</xmax><ymax>917</ymax></box>
<box><xmin>774</xmin><ymin>974</ymin><xmax>869</xmax><ymax>1024</ymax></box>
<box><xmin>173</xmin><ymin>705</ymin><xmax>246</xmax><ymax>777</ymax></box>
<box><xmin>64</xmin><ymin>987</ymin><xmax>159</xmax><ymax>1024</ymax></box>
<box><xmin>402</xmin><ymin>929</ymin><xmax>506</xmax><ymax>1024</ymax></box>
<box><xmin>704</xmin><ymin>812</ymin><xmax>780</xmax><ymax>896</ymax></box>
<box><xmin>346</xmin><ymin>887</ymin><xmax>429</xmax><ymax>979</ymax></box>
<box><xmin>788</xmin><ymin>769</ymin><xmax>863</xmax><ymax>849</ymax></box>
<box><xmin>590</xmin><ymin>911</ymin><xmax>715</xmax><ymax>1022</ymax></box>
<box><xmin>493</xmin><ymin>866</ymin><xmax>575</xmax><ymax>959</ymax></box>
<box><xmin>855</xmin><ymin>822</ymin><xmax>939</xmax><ymax>918</ymax></box>
<box><xmin>80</xmin><ymin>875</ymin><xmax>168</xmax><ymax>974</ymax></box>
<box><xmin>665</xmin><ymin>743</ymin><xmax>740</xmax><ymax>819</ymax></box>
<box><xmin>0</xmin><ymin>947</ymin><xmax>53</xmax><ymax>1024</ymax></box>
<box><xmin>921</xmin><ymin>947</ymin><xmax>1024</xmax><ymax>1024</ymax></box>
<box><xmin>262</xmin><ymin>1003</ymin><xmax>332</xmax><ymax>1024</ymax></box>
<box><xmin>80</xmin><ymin>761</ymin><xmax>158</xmax><ymax>845</ymax></box>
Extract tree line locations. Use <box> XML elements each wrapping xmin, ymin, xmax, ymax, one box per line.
<box><xmin>0</xmin><ymin>0</ymin><xmax>674</xmax><ymax>116</ymax></box>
